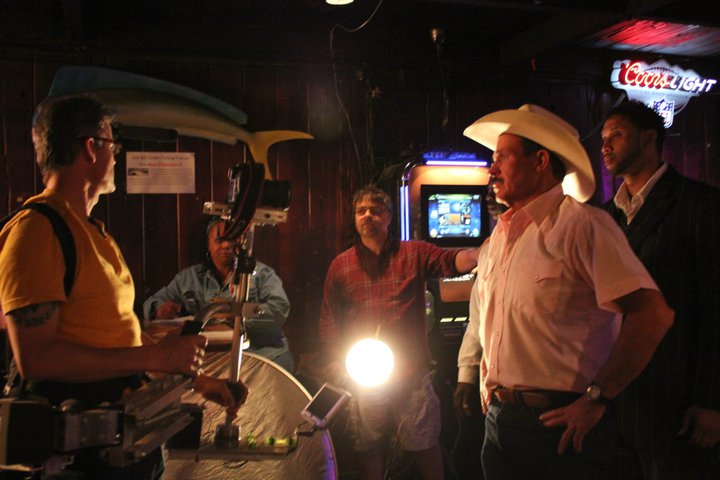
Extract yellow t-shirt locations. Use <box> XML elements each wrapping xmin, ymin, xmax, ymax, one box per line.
<box><xmin>0</xmin><ymin>189</ymin><xmax>141</xmax><ymax>348</ymax></box>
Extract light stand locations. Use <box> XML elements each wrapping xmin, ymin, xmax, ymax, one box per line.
<box><xmin>214</xmin><ymin>225</ymin><xmax>255</xmax><ymax>448</ymax></box>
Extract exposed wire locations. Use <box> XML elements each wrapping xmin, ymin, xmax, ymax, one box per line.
<box><xmin>329</xmin><ymin>0</ymin><xmax>385</xmax><ymax>185</ymax></box>
<box><xmin>294</xmin><ymin>420</ymin><xmax>316</xmax><ymax>437</ymax></box>
<box><xmin>432</xmin><ymin>28</ymin><xmax>449</xmax><ymax>143</ymax></box>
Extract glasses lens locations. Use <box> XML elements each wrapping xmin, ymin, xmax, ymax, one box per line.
<box><xmin>92</xmin><ymin>137</ymin><xmax>122</xmax><ymax>155</ymax></box>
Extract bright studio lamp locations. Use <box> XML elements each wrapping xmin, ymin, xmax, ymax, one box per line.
<box><xmin>345</xmin><ymin>338</ymin><xmax>394</xmax><ymax>387</ymax></box>
<box><xmin>326</xmin><ymin>0</ymin><xmax>353</xmax><ymax>4</ymax></box>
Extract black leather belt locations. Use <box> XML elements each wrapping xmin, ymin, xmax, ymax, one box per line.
<box><xmin>491</xmin><ymin>386</ymin><xmax>580</xmax><ymax>409</ymax></box>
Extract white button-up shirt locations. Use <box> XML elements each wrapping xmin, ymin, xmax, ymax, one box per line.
<box><xmin>613</xmin><ymin>163</ymin><xmax>668</xmax><ymax>224</ymax></box>
<box><xmin>467</xmin><ymin>185</ymin><xmax>657</xmax><ymax>403</ymax></box>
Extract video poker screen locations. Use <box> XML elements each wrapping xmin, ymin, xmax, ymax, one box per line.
<box><xmin>421</xmin><ymin>184</ymin><xmax>488</xmax><ymax>247</ymax></box>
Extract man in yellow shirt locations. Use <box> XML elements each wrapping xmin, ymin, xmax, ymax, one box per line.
<box><xmin>0</xmin><ymin>95</ymin><xmax>244</xmax><ymax>479</ymax></box>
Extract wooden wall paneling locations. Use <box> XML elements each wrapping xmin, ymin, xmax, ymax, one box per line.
<box><xmin>298</xmin><ymin>65</ymin><xmax>352</xmax><ymax>351</ymax></box>
<box><xmin>665</xmin><ymin>107</ymin><xmax>690</xmax><ymax>180</ymax></box>
<box><xmin>308</xmin><ymin>65</ymin><xmax>355</xmax><ymax>252</ymax></box>
<box><xmin>400</xmin><ymin>88</ymin><xmax>432</xmax><ymax>158</ymax></box>
<box><xmin>182</xmin><ymin>61</ymin><xmax>248</xmax><ymax>277</ymax></box>
<box><xmin>242</xmin><ymin>65</ymin><xmax>277</xmax><ymax>131</ymax></box>
<box><xmin>133</xmin><ymin>59</ymin><xmax>185</xmax><ymax>89</ymax></box>
<box><xmin>366</xmin><ymin>69</ymin><xmax>402</xmax><ymax>169</ymax></box>
<box><xmin>242</xmin><ymin>65</ymin><xmax>281</xmax><ymax>272</ymax></box>
<box><xmin>138</xmin><ymin>140</ymin><xmax>180</xmax><ymax>314</ymax></box>
<box><xmin>177</xmin><ymin>136</ymin><xmax>212</xmax><ymax>271</ymax></box>
<box><xmin>425</xmin><ymin>88</ymin><xmax>447</xmax><ymax>151</ymax></box>
<box><xmin>1</xmin><ymin>57</ymin><xmax>36</xmax><ymax>216</ymax></box>
<box><xmin>702</xmin><ymin>99</ymin><xmax>720</xmax><ymax>187</ymax></box>
<box><xmin>102</xmin><ymin>57</ymin><xmax>145</xmax><ymax>77</ymax></box>
<box><xmin>170</xmin><ymin>61</ymin><xmax>205</xmax><ymax>99</ymax></box>
<box><xmin>454</xmin><ymin>88</ymin><xmax>490</xmax><ymax>158</ymax></box>
<box><xmin>251</xmin><ymin>67</ymin><xmax>282</xmax><ymax>271</ymax></box>
<box><xmin>197</xmin><ymin>63</ymin><xmax>247</xmax><ymax>207</ymax></box>
<box><xmin>678</xmin><ymin>103</ymin><xmax>711</xmax><ymax>184</ymax></box>
<box><xmin>347</xmin><ymin>66</ymin><xmax>372</xmax><ymax>185</ymax></box>
<box><xmin>197</xmin><ymin>62</ymin><xmax>246</xmax><ymax>123</ymax></box>
<box><xmin>539</xmin><ymin>81</ymin><xmax>604</xmax><ymax>205</ymax></box>
<box><xmin>588</xmin><ymin>82</ymin><xmax>624</xmax><ymax>203</ymax></box>
<box><xmin>264</xmin><ymin>65</ymin><xmax>313</xmax><ymax>351</ymax></box>
<box><xmin>32</xmin><ymin>56</ymin><xmax>64</xmax><ymax>104</ymax></box>
<box><xmin>104</xmin><ymin>144</ymin><xmax>146</xmax><ymax>315</ymax></box>
<box><xmin>581</xmin><ymin>83</ymin><xmax>614</xmax><ymax>205</ymax></box>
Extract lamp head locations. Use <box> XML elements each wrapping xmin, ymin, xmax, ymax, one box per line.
<box><xmin>345</xmin><ymin>338</ymin><xmax>394</xmax><ymax>387</ymax></box>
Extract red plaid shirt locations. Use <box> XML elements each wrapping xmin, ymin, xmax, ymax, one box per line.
<box><xmin>319</xmin><ymin>240</ymin><xmax>459</xmax><ymax>370</ymax></box>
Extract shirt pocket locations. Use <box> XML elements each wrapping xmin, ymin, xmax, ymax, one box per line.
<box><xmin>480</xmin><ymin>256</ymin><xmax>497</xmax><ymax>281</ymax></box>
<box><xmin>521</xmin><ymin>258</ymin><xmax>564</xmax><ymax>317</ymax></box>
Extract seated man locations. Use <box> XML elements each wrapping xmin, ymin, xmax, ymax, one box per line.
<box><xmin>144</xmin><ymin>219</ymin><xmax>294</xmax><ymax>372</ymax></box>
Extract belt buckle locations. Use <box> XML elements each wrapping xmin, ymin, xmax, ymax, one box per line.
<box><xmin>492</xmin><ymin>387</ymin><xmax>506</xmax><ymax>405</ymax></box>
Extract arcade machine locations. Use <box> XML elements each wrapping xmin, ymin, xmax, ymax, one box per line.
<box><xmin>398</xmin><ymin>148</ymin><xmax>491</xmax><ymax>476</ymax></box>
<box><xmin>399</xmin><ymin>149</ymin><xmax>490</xmax><ymax>345</ymax></box>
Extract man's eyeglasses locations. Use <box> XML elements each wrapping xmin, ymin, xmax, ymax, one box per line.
<box><xmin>78</xmin><ymin>136</ymin><xmax>123</xmax><ymax>155</ymax></box>
<box><xmin>355</xmin><ymin>206</ymin><xmax>387</xmax><ymax>216</ymax></box>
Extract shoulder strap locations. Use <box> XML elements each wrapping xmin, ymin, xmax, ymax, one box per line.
<box><xmin>0</xmin><ymin>203</ymin><xmax>77</xmax><ymax>296</ymax></box>
<box><xmin>1</xmin><ymin>203</ymin><xmax>77</xmax><ymax>398</ymax></box>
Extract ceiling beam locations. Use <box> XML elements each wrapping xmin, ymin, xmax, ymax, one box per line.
<box><xmin>499</xmin><ymin>11</ymin><xmax>620</xmax><ymax>65</ymax></box>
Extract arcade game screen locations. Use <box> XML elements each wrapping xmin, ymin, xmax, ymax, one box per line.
<box><xmin>421</xmin><ymin>184</ymin><xmax>488</xmax><ymax>247</ymax></box>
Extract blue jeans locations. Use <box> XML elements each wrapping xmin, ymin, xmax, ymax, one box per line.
<box><xmin>482</xmin><ymin>401</ymin><xmax>620</xmax><ymax>480</ymax></box>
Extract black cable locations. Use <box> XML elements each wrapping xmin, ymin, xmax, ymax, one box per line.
<box><xmin>432</xmin><ymin>28</ymin><xmax>449</xmax><ymax>143</ymax></box>
<box><xmin>329</xmin><ymin>0</ymin><xmax>385</xmax><ymax>185</ymax></box>
<box><xmin>294</xmin><ymin>420</ymin><xmax>316</xmax><ymax>437</ymax></box>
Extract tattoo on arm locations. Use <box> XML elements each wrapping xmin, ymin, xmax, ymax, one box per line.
<box><xmin>11</xmin><ymin>302</ymin><xmax>59</xmax><ymax>328</ymax></box>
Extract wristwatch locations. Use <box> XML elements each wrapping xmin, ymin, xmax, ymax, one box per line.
<box><xmin>585</xmin><ymin>383</ymin><xmax>611</xmax><ymax>405</ymax></box>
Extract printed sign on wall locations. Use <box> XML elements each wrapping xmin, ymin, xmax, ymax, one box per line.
<box><xmin>126</xmin><ymin>152</ymin><xmax>195</xmax><ymax>194</ymax></box>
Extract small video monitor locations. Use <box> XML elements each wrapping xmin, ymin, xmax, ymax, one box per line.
<box><xmin>300</xmin><ymin>383</ymin><xmax>351</xmax><ymax>430</ymax></box>
<box><xmin>420</xmin><ymin>184</ymin><xmax>488</xmax><ymax>247</ymax></box>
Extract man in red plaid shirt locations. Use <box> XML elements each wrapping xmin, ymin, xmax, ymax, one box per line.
<box><xmin>318</xmin><ymin>185</ymin><xmax>479</xmax><ymax>480</ymax></box>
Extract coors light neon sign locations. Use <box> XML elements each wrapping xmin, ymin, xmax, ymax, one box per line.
<box><xmin>611</xmin><ymin>59</ymin><xmax>717</xmax><ymax>127</ymax></box>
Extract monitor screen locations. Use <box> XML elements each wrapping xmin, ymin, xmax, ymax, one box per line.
<box><xmin>420</xmin><ymin>184</ymin><xmax>488</xmax><ymax>247</ymax></box>
<box><xmin>300</xmin><ymin>383</ymin><xmax>351</xmax><ymax>430</ymax></box>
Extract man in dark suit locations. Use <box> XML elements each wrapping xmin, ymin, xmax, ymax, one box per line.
<box><xmin>601</xmin><ymin>101</ymin><xmax>720</xmax><ymax>479</ymax></box>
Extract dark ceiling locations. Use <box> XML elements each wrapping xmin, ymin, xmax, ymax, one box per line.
<box><xmin>1</xmin><ymin>0</ymin><xmax>718</xmax><ymax>73</ymax></box>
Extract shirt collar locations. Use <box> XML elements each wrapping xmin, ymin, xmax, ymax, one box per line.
<box><xmin>496</xmin><ymin>184</ymin><xmax>564</xmax><ymax>237</ymax></box>
<box><xmin>522</xmin><ymin>183</ymin><xmax>565</xmax><ymax>226</ymax></box>
<box><xmin>613</xmin><ymin>163</ymin><xmax>668</xmax><ymax>221</ymax></box>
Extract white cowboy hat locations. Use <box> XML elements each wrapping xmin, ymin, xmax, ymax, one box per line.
<box><xmin>463</xmin><ymin>104</ymin><xmax>595</xmax><ymax>202</ymax></box>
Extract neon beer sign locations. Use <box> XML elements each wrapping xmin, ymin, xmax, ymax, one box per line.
<box><xmin>611</xmin><ymin>59</ymin><xmax>717</xmax><ymax>127</ymax></box>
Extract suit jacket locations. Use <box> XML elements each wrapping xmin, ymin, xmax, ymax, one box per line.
<box><xmin>603</xmin><ymin>165</ymin><xmax>720</xmax><ymax>453</ymax></box>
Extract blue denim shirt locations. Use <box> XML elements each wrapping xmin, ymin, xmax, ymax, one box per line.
<box><xmin>143</xmin><ymin>261</ymin><xmax>291</xmax><ymax>367</ymax></box>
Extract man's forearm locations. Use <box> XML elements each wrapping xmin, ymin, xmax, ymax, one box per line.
<box><xmin>7</xmin><ymin>300</ymin><xmax>200</xmax><ymax>382</ymax></box>
<box><xmin>594</xmin><ymin>289</ymin><xmax>674</xmax><ymax>398</ymax></box>
<box><xmin>454</xmin><ymin>247</ymin><xmax>479</xmax><ymax>273</ymax></box>
<box><xmin>12</xmin><ymin>339</ymin><xmax>160</xmax><ymax>382</ymax></box>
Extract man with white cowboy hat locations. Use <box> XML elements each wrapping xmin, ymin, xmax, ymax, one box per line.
<box><xmin>456</xmin><ymin>104</ymin><xmax>674</xmax><ymax>479</ymax></box>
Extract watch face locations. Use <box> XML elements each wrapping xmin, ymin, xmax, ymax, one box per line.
<box><xmin>586</xmin><ymin>385</ymin><xmax>601</xmax><ymax>400</ymax></box>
